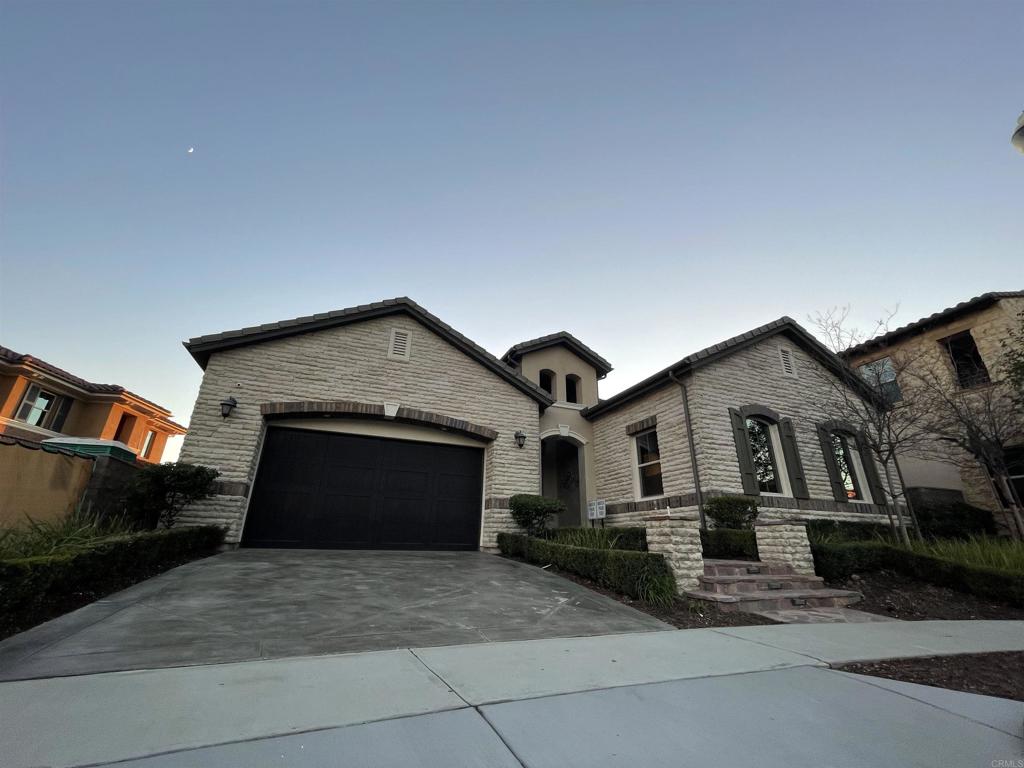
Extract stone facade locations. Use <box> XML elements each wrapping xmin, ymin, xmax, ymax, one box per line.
<box><xmin>753</xmin><ymin>520</ymin><xmax>815</xmax><ymax>575</ymax></box>
<box><xmin>178</xmin><ymin>314</ymin><xmax>541</xmax><ymax>545</ymax></box>
<box><xmin>644</xmin><ymin>512</ymin><xmax>704</xmax><ymax>592</ymax></box>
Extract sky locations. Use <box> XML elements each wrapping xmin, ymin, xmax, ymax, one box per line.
<box><xmin>1</xmin><ymin>0</ymin><xmax>1021</xmax><ymax>462</ymax></box>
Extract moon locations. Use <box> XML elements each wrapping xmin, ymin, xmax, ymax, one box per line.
<box><xmin>187</xmin><ymin>147</ymin><xmax>195</xmax><ymax>154</ymax></box>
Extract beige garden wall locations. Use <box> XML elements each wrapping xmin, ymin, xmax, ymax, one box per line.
<box><xmin>0</xmin><ymin>442</ymin><xmax>94</xmax><ymax>526</ymax></box>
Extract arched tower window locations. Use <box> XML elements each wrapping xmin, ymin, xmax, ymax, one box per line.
<box><xmin>538</xmin><ymin>369</ymin><xmax>555</xmax><ymax>396</ymax></box>
<box><xmin>565</xmin><ymin>374</ymin><xmax>581</xmax><ymax>404</ymax></box>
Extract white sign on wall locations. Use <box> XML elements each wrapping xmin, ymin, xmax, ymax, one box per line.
<box><xmin>587</xmin><ymin>499</ymin><xmax>607</xmax><ymax>520</ymax></box>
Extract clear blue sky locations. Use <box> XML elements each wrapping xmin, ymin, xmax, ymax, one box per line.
<box><xmin>1</xmin><ymin>0</ymin><xmax>1021</xmax><ymax>460</ymax></box>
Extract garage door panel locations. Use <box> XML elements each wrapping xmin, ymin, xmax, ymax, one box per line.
<box><xmin>243</xmin><ymin>428</ymin><xmax>483</xmax><ymax>550</ymax></box>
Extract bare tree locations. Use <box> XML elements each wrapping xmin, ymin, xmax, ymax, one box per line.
<box><xmin>809</xmin><ymin>306</ymin><xmax>933</xmax><ymax>545</ymax></box>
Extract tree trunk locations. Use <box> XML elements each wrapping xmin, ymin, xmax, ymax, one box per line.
<box><xmin>994</xmin><ymin>473</ymin><xmax>1024</xmax><ymax>540</ymax></box>
<box><xmin>893</xmin><ymin>459</ymin><xmax>924</xmax><ymax>541</ymax></box>
<box><xmin>882</xmin><ymin>462</ymin><xmax>911</xmax><ymax>546</ymax></box>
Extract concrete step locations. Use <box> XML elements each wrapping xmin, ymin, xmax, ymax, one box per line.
<box><xmin>698</xmin><ymin>573</ymin><xmax>826</xmax><ymax>595</ymax></box>
<box><xmin>684</xmin><ymin>587</ymin><xmax>863</xmax><ymax>613</ymax></box>
<box><xmin>702</xmin><ymin>559</ymin><xmax>795</xmax><ymax>577</ymax></box>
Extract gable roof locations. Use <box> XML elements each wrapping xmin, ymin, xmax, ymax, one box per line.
<box><xmin>845</xmin><ymin>291</ymin><xmax>1024</xmax><ymax>358</ymax></box>
<box><xmin>184</xmin><ymin>297</ymin><xmax>554</xmax><ymax>406</ymax></box>
<box><xmin>583</xmin><ymin>316</ymin><xmax>865</xmax><ymax>419</ymax></box>
<box><xmin>501</xmin><ymin>331</ymin><xmax>613</xmax><ymax>378</ymax></box>
<box><xmin>0</xmin><ymin>346</ymin><xmax>181</xmax><ymax>426</ymax></box>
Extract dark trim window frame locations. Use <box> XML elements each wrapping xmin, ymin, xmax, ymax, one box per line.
<box><xmin>817</xmin><ymin>420</ymin><xmax>886</xmax><ymax>506</ymax></box>
<box><xmin>858</xmin><ymin>356</ymin><xmax>902</xmax><ymax>403</ymax></box>
<box><xmin>728</xmin><ymin>405</ymin><xmax>810</xmax><ymax>499</ymax></box>
<box><xmin>14</xmin><ymin>384</ymin><xmax>72</xmax><ymax>432</ymax></box>
<box><xmin>634</xmin><ymin>428</ymin><xmax>664</xmax><ymax>498</ymax></box>
<box><xmin>941</xmin><ymin>331</ymin><xmax>991</xmax><ymax>389</ymax></box>
<box><xmin>745</xmin><ymin>416</ymin><xmax>784</xmax><ymax>494</ymax></box>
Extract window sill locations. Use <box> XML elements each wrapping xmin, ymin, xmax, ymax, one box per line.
<box><xmin>549</xmin><ymin>401</ymin><xmax>587</xmax><ymax>411</ymax></box>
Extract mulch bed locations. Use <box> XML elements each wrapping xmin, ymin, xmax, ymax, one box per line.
<box><xmin>840</xmin><ymin>651</ymin><xmax>1024</xmax><ymax>702</ymax></box>
<box><xmin>831</xmin><ymin>570</ymin><xmax>1024</xmax><ymax>621</ymax></box>
<box><xmin>506</xmin><ymin>557</ymin><xmax>778</xmax><ymax>629</ymax></box>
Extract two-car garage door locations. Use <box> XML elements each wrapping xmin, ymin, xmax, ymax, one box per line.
<box><xmin>241</xmin><ymin>428</ymin><xmax>484</xmax><ymax>550</ymax></box>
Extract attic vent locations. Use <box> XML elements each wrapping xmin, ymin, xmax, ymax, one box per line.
<box><xmin>388</xmin><ymin>328</ymin><xmax>411</xmax><ymax>361</ymax></box>
<box><xmin>778</xmin><ymin>347</ymin><xmax>797</xmax><ymax>378</ymax></box>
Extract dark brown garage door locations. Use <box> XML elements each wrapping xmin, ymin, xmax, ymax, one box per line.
<box><xmin>242</xmin><ymin>428</ymin><xmax>484</xmax><ymax>550</ymax></box>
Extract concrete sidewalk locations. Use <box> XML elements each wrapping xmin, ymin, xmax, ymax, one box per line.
<box><xmin>1</xmin><ymin>620</ymin><xmax>1021</xmax><ymax>767</ymax></box>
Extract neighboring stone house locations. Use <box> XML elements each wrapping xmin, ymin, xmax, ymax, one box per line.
<box><xmin>177</xmin><ymin>297</ymin><xmax>899</xmax><ymax>552</ymax></box>
<box><xmin>846</xmin><ymin>291</ymin><xmax>1024</xmax><ymax>527</ymax></box>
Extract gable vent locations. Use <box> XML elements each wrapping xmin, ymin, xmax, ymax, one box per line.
<box><xmin>778</xmin><ymin>347</ymin><xmax>797</xmax><ymax>378</ymax></box>
<box><xmin>388</xmin><ymin>328</ymin><xmax>411</xmax><ymax>361</ymax></box>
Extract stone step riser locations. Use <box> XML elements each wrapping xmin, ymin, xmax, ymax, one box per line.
<box><xmin>716</xmin><ymin>594</ymin><xmax>861</xmax><ymax>613</ymax></box>
<box><xmin>703</xmin><ymin>564</ymin><xmax>795</xmax><ymax>577</ymax></box>
<box><xmin>698</xmin><ymin>578</ymin><xmax>825</xmax><ymax>595</ymax></box>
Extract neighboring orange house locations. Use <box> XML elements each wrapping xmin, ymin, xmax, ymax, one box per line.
<box><xmin>0</xmin><ymin>346</ymin><xmax>185</xmax><ymax>462</ymax></box>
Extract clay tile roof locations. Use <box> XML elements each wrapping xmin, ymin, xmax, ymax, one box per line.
<box><xmin>500</xmin><ymin>331</ymin><xmax>613</xmax><ymax>378</ymax></box>
<box><xmin>183</xmin><ymin>297</ymin><xmax>554</xmax><ymax>406</ymax></box>
<box><xmin>844</xmin><ymin>291</ymin><xmax>1024</xmax><ymax>357</ymax></box>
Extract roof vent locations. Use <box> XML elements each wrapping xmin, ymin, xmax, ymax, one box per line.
<box><xmin>778</xmin><ymin>347</ymin><xmax>797</xmax><ymax>378</ymax></box>
<box><xmin>388</xmin><ymin>328</ymin><xmax>411</xmax><ymax>361</ymax></box>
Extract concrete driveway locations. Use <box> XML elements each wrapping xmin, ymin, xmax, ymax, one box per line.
<box><xmin>0</xmin><ymin>549</ymin><xmax>667</xmax><ymax>680</ymax></box>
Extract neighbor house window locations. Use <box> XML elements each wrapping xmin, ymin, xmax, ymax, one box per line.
<box><xmin>113</xmin><ymin>413</ymin><xmax>137</xmax><ymax>444</ymax></box>
<box><xmin>15</xmin><ymin>385</ymin><xmax>72</xmax><ymax>431</ymax></box>
<box><xmin>565</xmin><ymin>374</ymin><xmax>581</xmax><ymax>404</ymax></box>
<box><xmin>1007</xmin><ymin>447</ymin><xmax>1024</xmax><ymax>508</ymax></box>
<box><xmin>141</xmin><ymin>430</ymin><xmax>157</xmax><ymax>459</ymax></box>
<box><xmin>538</xmin><ymin>369</ymin><xmax>555</xmax><ymax>396</ymax></box>
<box><xmin>858</xmin><ymin>357</ymin><xmax>902</xmax><ymax>403</ymax></box>
<box><xmin>634</xmin><ymin>429</ymin><xmax>664</xmax><ymax>498</ymax></box>
<box><xmin>745</xmin><ymin>417</ymin><xmax>783</xmax><ymax>494</ymax></box>
<box><xmin>942</xmin><ymin>331</ymin><xmax>990</xmax><ymax>389</ymax></box>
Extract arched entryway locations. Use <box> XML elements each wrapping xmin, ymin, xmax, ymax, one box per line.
<box><xmin>541</xmin><ymin>434</ymin><xmax>586</xmax><ymax>527</ymax></box>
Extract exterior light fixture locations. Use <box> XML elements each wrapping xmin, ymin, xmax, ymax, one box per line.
<box><xmin>220</xmin><ymin>396</ymin><xmax>238</xmax><ymax>419</ymax></box>
<box><xmin>514</xmin><ymin>430</ymin><xmax>527</xmax><ymax>449</ymax></box>
<box><xmin>1013</xmin><ymin>111</ymin><xmax>1024</xmax><ymax>154</ymax></box>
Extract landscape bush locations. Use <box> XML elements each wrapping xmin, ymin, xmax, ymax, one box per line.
<box><xmin>913</xmin><ymin>501</ymin><xmax>998</xmax><ymax>540</ymax></box>
<box><xmin>811</xmin><ymin>539</ymin><xmax>1024</xmax><ymax>607</ymax></box>
<box><xmin>0</xmin><ymin>526</ymin><xmax>225</xmax><ymax>638</ymax></box>
<box><xmin>0</xmin><ymin>503</ymin><xmax>136</xmax><ymax>560</ymax></box>
<box><xmin>543</xmin><ymin>527</ymin><xmax>647</xmax><ymax>551</ymax></box>
<box><xmin>700</xmin><ymin>528</ymin><xmax>758</xmax><ymax>560</ymax></box>
<box><xmin>704</xmin><ymin>495</ymin><xmax>758</xmax><ymax>530</ymax></box>
<box><xmin>497</xmin><ymin>532</ymin><xmax>676</xmax><ymax>606</ymax></box>
<box><xmin>805</xmin><ymin>519</ymin><xmax>895</xmax><ymax>544</ymax></box>
<box><xmin>508</xmin><ymin>494</ymin><xmax>566</xmax><ymax>537</ymax></box>
<box><xmin>125</xmin><ymin>462</ymin><xmax>220</xmax><ymax>530</ymax></box>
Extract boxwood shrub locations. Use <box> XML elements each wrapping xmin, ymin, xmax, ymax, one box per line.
<box><xmin>0</xmin><ymin>526</ymin><xmax>225</xmax><ymax>638</ymax></box>
<box><xmin>700</xmin><ymin>528</ymin><xmax>758</xmax><ymax>560</ymax></box>
<box><xmin>543</xmin><ymin>527</ymin><xmax>647</xmax><ymax>551</ymax></box>
<box><xmin>497</xmin><ymin>532</ymin><xmax>676</xmax><ymax>606</ymax></box>
<box><xmin>811</xmin><ymin>540</ymin><xmax>1024</xmax><ymax>607</ymax></box>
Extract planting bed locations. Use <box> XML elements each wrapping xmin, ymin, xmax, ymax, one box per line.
<box><xmin>841</xmin><ymin>651</ymin><xmax>1024</xmax><ymax>702</ymax></box>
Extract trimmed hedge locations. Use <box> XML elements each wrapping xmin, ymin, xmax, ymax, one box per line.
<box><xmin>701</xmin><ymin>528</ymin><xmax>758</xmax><ymax>560</ymax></box>
<box><xmin>0</xmin><ymin>526</ymin><xmax>225</xmax><ymax>638</ymax></box>
<box><xmin>704</xmin><ymin>495</ymin><xmax>758</xmax><ymax>530</ymax></box>
<box><xmin>805</xmin><ymin>519</ymin><xmax>894</xmax><ymax>543</ymax></box>
<box><xmin>811</xmin><ymin>541</ymin><xmax>1024</xmax><ymax>607</ymax></box>
<box><xmin>543</xmin><ymin>527</ymin><xmax>647</xmax><ymax>551</ymax></box>
<box><xmin>497</xmin><ymin>532</ymin><xmax>676</xmax><ymax>606</ymax></box>
<box><xmin>914</xmin><ymin>501</ymin><xmax>997</xmax><ymax>539</ymax></box>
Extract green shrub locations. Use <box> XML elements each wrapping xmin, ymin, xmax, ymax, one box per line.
<box><xmin>544</xmin><ymin>527</ymin><xmax>647</xmax><ymax>551</ymax></box>
<box><xmin>126</xmin><ymin>462</ymin><xmax>220</xmax><ymax>529</ymax></box>
<box><xmin>0</xmin><ymin>503</ymin><xmax>136</xmax><ymax>560</ymax></box>
<box><xmin>914</xmin><ymin>502</ymin><xmax>998</xmax><ymax>540</ymax></box>
<box><xmin>497</xmin><ymin>532</ymin><xmax>676</xmax><ymax>606</ymax></box>
<box><xmin>704</xmin><ymin>496</ymin><xmax>758</xmax><ymax>529</ymax></box>
<box><xmin>0</xmin><ymin>526</ymin><xmax>225</xmax><ymax>638</ymax></box>
<box><xmin>700</xmin><ymin>528</ymin><xmax>758</xmax><ymax>560</ymax></box>
<box><xmin>810</xmin><ymin>540</ymin><xmax>1024</xmax><ymax>607</ymax></box>
<box><xmin>509</xmin><ymin>494</ymin><xmax>565</xmax><ymax>537</ymax></box>
<box><xmin>907</xmin><ymin>535</ymin><xmax>1024</xmax><ymax>572</ymax></box>
<box><xmin>805</xmin><ymin>519</ymin><xmax>895</xmax><ymax>544</ymax></box>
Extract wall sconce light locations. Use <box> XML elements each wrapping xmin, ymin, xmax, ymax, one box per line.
<box><xmin>514</xmin><ymin>430</ymin><xmax>527</xmax><ymax>449</ymax></box>
<box><xmin>220</xmin><ymin>396</ymin><xmax>238</xmax><ymax>419</ymax></box>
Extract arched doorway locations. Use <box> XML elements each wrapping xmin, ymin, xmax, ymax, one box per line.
<box><xmin>541</xmin><ymin>435</ymin><xmax>585</xmax><ymax>528</ymax></box>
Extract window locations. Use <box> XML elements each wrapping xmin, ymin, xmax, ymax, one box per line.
<box><xmin>942</xmin><ymin>331</ymin><xmax>990</xmax><ymax>389</ymax></box>
<box><xmin>565</xmin><ymin>374</ymin><xmax>581</xmax><ymax>404</ymax></box>
<box><xmin>14</xmin><ymin>385</ymin><xmax>72</xmax><ymax>431</ymax></box>
<box><xmin>745</xmin><ymin>417</ymin><xmax>783</xmax><ymax>493</ymax></box>
<box><xmin>538</xmin><ymin>369</ymin><xmax>555</xmax><ymax>396</ymax></box>
<box><xmin>819</xmin><ymin>423</ymin><xmax>876</xmax><ymax>504</ymax></box>
<box><xmin>829</xmin><ymin>432</ymin><xmax>866</xmax><ymax>500</ymax></box>
<box><xmin>634</xmin><ymin>429</ymin><xmax>664</xmax><ymax>497</ymax></box>
<box><xmin>141</xmin><ymin>430</ymin><xmax>157</xmax><ymax>459</ymax></box>
<box><xmin>387</xmin><ymin>328</ymin><xmax>412</xmax><ymax>361</ymax></box>
<box><xmin>858</xmin><ymin>357</ymin><xmax>902</xmax><ymax>403</ymax></box>
<box><xmin>778</xmin><ymin>347</ymin><xmax>797</xmax><ymax>378</ymax></box>
<box><xmin>1007</xmin><ymin>448</ymin><xmax>1024</xmax><ymax>508</ymax></box>
<box><xmin>113</xmin><ymin>413</ymin><xmax>137</xmax><ymax>444</ymax></box>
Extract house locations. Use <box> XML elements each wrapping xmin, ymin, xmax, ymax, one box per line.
<box><xmin>846</xmin><ymin>291</ymin><xmax>1024</xmax><ymax>526</ymax></box>
<box><xmin>0</xmin><ymin>346</ymin><xmax>186</xmax><ymax>462</ymax></box>
<box><xmin>176</xmin><ymin>297</ymin><xmax>898</xmax><ymax>550</ymax></box>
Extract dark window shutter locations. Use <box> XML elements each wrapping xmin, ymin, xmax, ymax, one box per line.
<box><xmin>729</xmin><ymin>408</ymin><xmax>759</xmax><ymax>496</ymax></box>
<box><xmin>816</xmin><ymin>424</ymin><xmax>848</xmax><ymax>502</ymax></box>
<box><xmin>857</xmin><ymin>436</ymin><xmax>888</xmax><ymax>506</ymax></box>
<box><xmin>779</xmin><ymin>418</ymin><xmax>809</xmax><ymax>499</ymax></box>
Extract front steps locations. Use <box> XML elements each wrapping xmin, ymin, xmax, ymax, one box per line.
<box><xmin>685</xmin><ymin>559</ymin><xmax>862</xmax><ymax>613</ymax></box>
